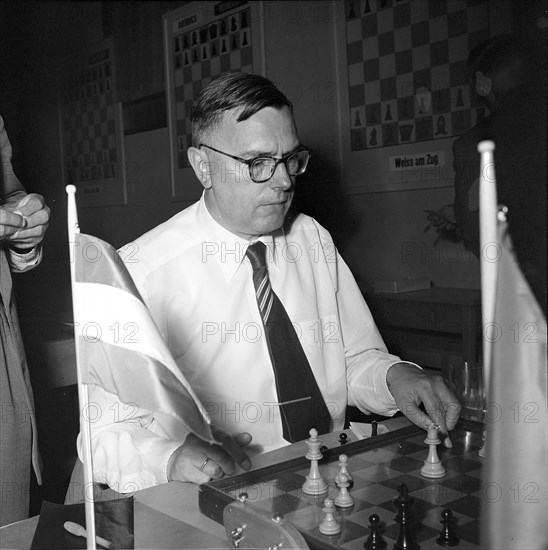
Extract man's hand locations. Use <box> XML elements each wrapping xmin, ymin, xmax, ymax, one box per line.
<box><xmin>386</xmin><ymin>363</ymin><xmax>461</xmax><ymax>446</ymax></box>
<box><xmin>0</xmin><ymin>205</ymin><xmax>26</xmax><ymax>240</ymax></box>
<box><xmin>1</xmin><ymin>193</ymin><xmax>50</xmax><ymax>248</ymax></box>
<box><xmin>167</xmin><ymin>426</ymin><xmax>252</xmax><ymax>484</ymax></box>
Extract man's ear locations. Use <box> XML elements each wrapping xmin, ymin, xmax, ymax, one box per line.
<box><xmin>475</xmin><ymin>70</ymin><xmax>492</xmax><ymax>97</ymax></box>
<box><xmin>187</xmin><ymin>146</ymin><xmax>212</xmax><ymax>189</ymax></box>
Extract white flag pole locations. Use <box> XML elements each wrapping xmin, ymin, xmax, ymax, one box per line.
<box><xmin>66</xmin><ymin>185</ymin><xmax>97</xmax><ymax>550</ymax></box>
<box><xmin>477</xmin><ymin>140</ymin><xmax>497</xmax><ymax>396</ymax></box>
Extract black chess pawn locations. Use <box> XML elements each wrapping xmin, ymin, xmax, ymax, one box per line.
<box><xmin>369</xmin><ymin>128</ymin><xmax>377</xmax><ymax>147</ymax></box>
<box><xmin>371</xmin><ymin>420</ymin><xmax>378</xmax><ymax>436</ymax></box>
<box><xmin>339</xmin><ymin>432</ymin><xmax>348</xmax><ymax>445</ymax></box>
<box><xmin>347</xmin><ymin>0</ymin><xmax>356</xmax><ymax>19</ymax></box>
<box><xmin>363</xmin><ymin>514</ymin><xmax>386</xmax><ymax>549</ymax></box>
<box><xmin>436</xmin><ymin>509</ymin><xmax>460</xmax><ymax>547</ymax></box>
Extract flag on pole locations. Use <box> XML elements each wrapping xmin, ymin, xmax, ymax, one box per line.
<box><xmin>71</xmin><ymin>231</ymin><xmax>213</xmax><ymax>442</ymax></box>
<box><xmin>477</xmin><ymin>144</ymin><xmax>548</xmax><ymax>549</ymax></box>
<box><xmin>66</xmin><ymin>185</ymin><xmax>213</xmax><ymax>549</ymax></box>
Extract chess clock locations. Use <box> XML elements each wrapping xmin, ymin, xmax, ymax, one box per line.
<box><xmin>163</xmin><ymin>1</ymin><xmax>266</xmax><ymax>202</ymax></box>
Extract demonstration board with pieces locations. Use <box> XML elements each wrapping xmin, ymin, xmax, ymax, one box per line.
<box><xmin>163</xmin><ymin>2</ymin><xmax>265</xmax><ymax>200</ymax></box>
<box><xmin>59</xmin><ymin>37</ymin><xmax>126</xmax><ymax>206</ymax></box>
<box><xmin>343</xmin><ymin>0</ymin><xmax>490</xmax><ymax>151</ymax></box>
<box><xmin>200</xmin><ymin>421</ymin><xmax>484</xmax><ymax>550</ymax></box>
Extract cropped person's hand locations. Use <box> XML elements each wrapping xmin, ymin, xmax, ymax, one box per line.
<box><xmin>167</xmin><ymin>426</ymin><xmax>252</xmax><ymax>484</ymax></box>
<box><xmin>0</xmin><ymin>206</ymin><xmax>25</xmax><ymax>240</ymax></box>
<box><xmin>386</xmin><ymin>363</ymin><xmax>461</xmax><ymax>446</ymax></box>
<box><xmin>1</xmin><ymin>193</ymin><xmax>50</xmax><ymax>248</ymax></box>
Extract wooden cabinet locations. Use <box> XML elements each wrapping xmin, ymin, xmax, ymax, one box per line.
<box><xmin>363</xmin><ymin>287</ymin><xmax>482</xmax><ymax>371</ymax></box>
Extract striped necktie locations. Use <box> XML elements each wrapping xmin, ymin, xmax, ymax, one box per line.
<box><xmin>246</xmin><ymin>241</ymin><xmax>331</xmax><ymax>442</ymax></box>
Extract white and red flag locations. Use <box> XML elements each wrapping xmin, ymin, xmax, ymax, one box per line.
<box><xmin>66</xmin><ymin>185</ymin><xmax>212</xmax><ymax>548</ymax></box>
<box><xmin>478</xmin><ymin>143</ymin><xmax>547</xmax><ymax>549</ymax></box>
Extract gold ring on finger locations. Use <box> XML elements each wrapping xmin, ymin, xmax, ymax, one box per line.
<box><xmin>199</xmin><ymin>457</ymin><xmax>211</xmax><ymax>471</ymax></box>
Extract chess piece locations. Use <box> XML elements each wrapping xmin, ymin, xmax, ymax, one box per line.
<box><xmin>371</xmin><ymin>420</ymin><xmax>378</xmax><ymax>436</ymax></box>
<box><xmin>393</xmin><ymin>484</ymin><xmax>412</xmax><ymax>522</ymax></box>
<box><xmin>393</xmin><ymin>485</ymin><xmax>418</xmax><ymax>550</ymax></box>
<box><xmin>338</xmin><ymin>432</ymin><xmax>348</xmax><ymax>445</ymax></box>
<box><xmin>421</xmin><ymin>423</ymin><xmax>446</xmax><ymax>478</ymax></box>
<box><xmin>334</xmin><ymin>473</ymin><xmax>354</xmax><ymax>508</ymax></box>
<box><xmin>302</xmin><ymin>429</ymin><xmax>328</xmax><ymax>495</ymax></box>
<box><xmin>363</xmin><ymin>514</ymin><xmax>386</xmax><ymax>550</ymax></box>
<box><xmin>478</xmin><ymin>429</ymin><xmax>487</xmax><ymax>458</ymax></box>
<box><xmin>436</xmin><ymin>509</ymin><xmax>460</xmax><ymax>546</ymax></box>
<box><xmin>319</xmin><ymin>498</ymin><xmax>341</xmax><ymax>535</ymax></box>
<box><xmin>335</xmin><ymin>454</ymin><xmax>353</xmax><ymax>484</ymax></box>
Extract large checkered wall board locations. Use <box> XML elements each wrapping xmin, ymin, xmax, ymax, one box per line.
<box><xmin>60</xmin><ymin>38</ymin><xmax>126</xmax><ymax>206</ymax></box>
<box><xmin>164</xmin><ymin>1</ymin><xmax>265</xmax><ymax>201</ymax></box>
<box><xmin>344</xmin><ymin>0</ymin><xmax>490</xmax><ymax>152</ymax></box>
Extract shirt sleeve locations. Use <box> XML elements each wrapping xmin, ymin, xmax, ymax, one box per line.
<box><xmin>325</xmin><ymin>234</ymin><xmax>419</xmax><ymax>416</ymax></box>
<box><xmin>78</xmin><ymin>383</ymin><xmax>186</xmax><ymax>492</ymax></box>
<box><xmin>7</xmin><ymin>243</ymin><xmax>42</xmax><ymax>272</ymax></box>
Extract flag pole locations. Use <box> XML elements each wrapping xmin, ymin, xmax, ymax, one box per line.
<box><xmin>66</xmin><ymin>184</ymin><xmax>97</xmax><ymax>550</ymax></box>
<box><xmin>477</xmin><ymin>140</ymin><xmax>497</xmax><ymax>395</ymax></box>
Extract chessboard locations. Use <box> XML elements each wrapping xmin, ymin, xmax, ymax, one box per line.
<box><xmin>163</xmin><ymin>1</ymin><xmax>265</xmax><ymax>200</ymax></box>
<box><xmin>59</xmin><ymin>37</ymin><xmax>126</xmax><ymax>206</ymax></box>
<box><xmin>199</xmin><ymin>421</ymin><xmax>484</xmax><ymax>549</ymax></box>
<box><xmin>344</xmin><ymin>0</ymin><xmax>490</xmax><ymax>151</ymax></box>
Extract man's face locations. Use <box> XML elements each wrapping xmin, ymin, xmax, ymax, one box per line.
<box><xmin>200</xmin><ymin>106</ymin><xmax>300</xmax><ymax>240</ymax></box>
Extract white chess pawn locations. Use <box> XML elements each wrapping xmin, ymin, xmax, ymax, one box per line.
<box><xmin>335</xmin><ymin>454</ymin><xmax>353</xmax><ymax>485</ymax></box>
<box><xmin>319</xmin><ymin>498</ymin><xmax>341</xmax><ymax>535</ymax></box>
<box><xmin>420</xmin><ymin>423</ymin><xmax>446</xmax><ymax>478</ymax></box>
<box><xmin>302</xmin><ymin>428</ymin><xmax>328</xmax><ymax>495</ymax></box>
<box><xmin>334</xmin><ymin>473</ymin><xmax>354</xmax><ymax>508</ymax></box>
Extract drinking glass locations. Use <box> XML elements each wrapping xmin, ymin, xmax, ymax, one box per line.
<box><xmin>444</xmin><ymin>362</ymin><xmax>485</xmax><ymax>422</ymax></box>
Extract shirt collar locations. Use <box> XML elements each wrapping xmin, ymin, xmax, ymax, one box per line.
<box><xmin>197</xmin><ymin>193</ymin><xmax>281</xmax><ymax>281</ymax></box>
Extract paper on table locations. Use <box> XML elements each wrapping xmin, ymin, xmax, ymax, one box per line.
<box><xmin>349</xmin><ymin>422</ymin><xmax>389</xmax><ymax>440</ymax></box>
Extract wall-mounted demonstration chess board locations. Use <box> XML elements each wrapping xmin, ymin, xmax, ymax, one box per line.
<box><xmin>343</xmin><ymin>0</ymin><xmax>490</xmax><ymax>151</ymax></box>
<box><xmin>200</xmin><ymin>421</ymin><xmax>485</xmax><ymax>549</ymax></box>
<box><xmin>333</xmin><ymin>0</ymin><xmax>502</xmax><ymax>194</ymax></box>
<box><xmin>163</xmin><ymin>1</ymin><xmax>265</xmax><ymax>201</ymax></box>
<box><xmin>59</xmin><ymin>37</ymin><xmax>127</xmax><ymax>207</ymax></box>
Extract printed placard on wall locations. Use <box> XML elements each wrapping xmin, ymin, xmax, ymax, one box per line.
<box><xmin>59</xmin><ymin>37</ymin><xmax>127</xmax><ymax>207</ymax></box>
<box><xmin>164</xmin><ymin>1</ymin><xmax>265</xmax><ymax>201</ymax></box>
<box><xmin>335</xmin><ymin>0</ymin><xmax>493</xmax><ymax>193</ymax></box>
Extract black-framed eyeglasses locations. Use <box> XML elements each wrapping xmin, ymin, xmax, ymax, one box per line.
<box><xmin>199</xmin><ymin>143</ymin><xmax>311</xmax><ymax>183</ymax></box>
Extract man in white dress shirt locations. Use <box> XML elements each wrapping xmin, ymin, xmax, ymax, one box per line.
<box><xmin>83</xmin><ymin>74</ymin><xmax>460</xmax><ymax>492</ymax></box>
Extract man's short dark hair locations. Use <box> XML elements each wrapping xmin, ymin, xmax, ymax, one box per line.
<box><xmin>467</xmin><ymin>35</ymin><xmax>534</xmax><ymax>81</ymax></box>
<box><xmin>190</xmin><ymin>72</ymin><xmax>293</xmax><ymax>146</ymax></box>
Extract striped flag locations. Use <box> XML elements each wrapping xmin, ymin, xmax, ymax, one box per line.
<box><xmin>72</xmin><ymin>231</ymin><xmax>213</xmax><ymax>443</ymax></box>
<box><xmin>481</xmin><ymin>221</ymin><xmax>548</xmax><ymax>549</ymax></box>
<box><xmin>477</xmin><ymin>142</ymin><xmax>548</xmax><ymax>549</ymax></box>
